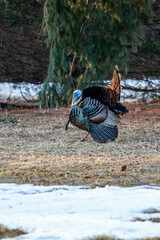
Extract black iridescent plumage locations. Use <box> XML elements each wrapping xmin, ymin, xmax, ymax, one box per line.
<box><xmin>66</xmin><ymin>66</ymin><xmax>128</xmax><ymax>143</ymax></box>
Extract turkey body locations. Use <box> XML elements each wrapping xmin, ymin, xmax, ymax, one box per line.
<box><xmin>66</xmin><ymin>66</ymin><xmax>128</xmax><ymax>143</ymax></box>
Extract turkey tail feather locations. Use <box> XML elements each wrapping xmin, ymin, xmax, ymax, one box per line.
<box><xmin>114</xmin><ymin>102</ymin><xmax>128</xmax><ymax>115</ymax></box>
<box><xmin>109</xmin><ymin>65</ymin><xmax>121</xmax><ymax>101</ymax></box>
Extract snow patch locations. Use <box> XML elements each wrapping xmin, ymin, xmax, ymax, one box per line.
<box><xmin>0</xmin><ymin>82</ymin><xmax>42</xmax><ymax>101</ymax></box>
<box><xmin>0</xmin><ymin>78</ymin><xmax>159</xmax><ymax>102</ymax></box>
<box><xmin>0</xmin><ymin>184</ymin><xmax>160</xmax><ymax>240</ymax></box>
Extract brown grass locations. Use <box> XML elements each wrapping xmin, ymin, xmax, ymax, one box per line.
<box><xmin>89</xmin><ymin>236</ymin><xmax>119</xmax><ymax>240</ymax></box>
<box><xmin>0</xmin><ymin>102</ymin><xmax>160</xmax><ymax>187</ymax></box>
<box><xmin>0</xmin><ymin>224</ymin><xmax>26</xmax><ymax>239</ymax></box>
<box><xmin>133</xmin><ymin>217</ymin><xmax>160</xmax><ymax>223</ymax></box>
<box><xmin>89</xmin><ymin>237</ymin><xmax>160</xmax><ymax>240</ymax></box>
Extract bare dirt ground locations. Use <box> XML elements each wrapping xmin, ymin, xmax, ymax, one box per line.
<box><xmin>0</xmin><ymin>102</ymin><xmax>159</xmax><ymax>187</ymax></box>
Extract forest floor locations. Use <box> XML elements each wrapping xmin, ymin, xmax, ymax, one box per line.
<box><xmin>0</xmin><ymin>101</ymin><xmax>159</xmax><ymax>187</ymax></box>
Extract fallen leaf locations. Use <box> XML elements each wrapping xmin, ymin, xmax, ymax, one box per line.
<box><xmin>121</xmin><ymin>165</ymin><xmax>127</xmax><ymax>171</ymax></box>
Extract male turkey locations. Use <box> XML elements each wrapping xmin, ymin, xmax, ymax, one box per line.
<box><xmin>65</xmin><ymin>66</ymin><xmax>128</xmax><ymax>143</ymax></box>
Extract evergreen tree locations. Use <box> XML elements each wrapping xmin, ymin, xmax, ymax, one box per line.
<box><xmin>0</xmin><ymin>0</ymin><xmax>43</xmax><ymax>26</ymax></box>
<box><xmin>39</xmin><ymin>0</ymin><xmax>152</xmax><ymax>107</ymax></box>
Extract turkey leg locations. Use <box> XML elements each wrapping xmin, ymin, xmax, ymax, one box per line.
<box><xmin>80</xmin><ymin>132</ymin><xmax>90</xmax><ymax>142</ymax></box>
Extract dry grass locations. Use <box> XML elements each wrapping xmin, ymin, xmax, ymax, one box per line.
<box><xmin>89</xmin><ymin>237</ymin><xmax>160</xmax><ymax>240</ymax></box>
<box><xmin>133</xmin><ymin>217</ymin><xmax>160</xmax><ymax>223</ymax></box>
<box><xmin>0</xmin><ymin>224</ymin><xmax>26</xmax><ymax>239</ymax></box>
<box><xmin>89</xmin><ymin>236</ymin><xmax>118</xmax><ymax>240</ymax></box>
<box><xmin>0</xmin><ymin>102</ymin><xmax>159</xmax><ymax>187</ymax></box>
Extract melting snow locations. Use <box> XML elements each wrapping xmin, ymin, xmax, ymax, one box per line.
<box><xmin>0</xmin><ymin>79</ymin><xmax>159</xmax><ymax>102</ymax></box>
<box><xmin>0</xmin><ymin>83</ymin><xmax>42</xmax><ymax>101</ymax></box>
<box><xmin>0</xmin><ymin>184</ymin><xmax>160</xmax><ymax>240</ymax></box>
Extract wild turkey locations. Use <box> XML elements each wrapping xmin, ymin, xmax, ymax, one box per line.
<box><xmin>65</xmin><ymin>66</ymin><xmax>128</xmax><ymax>143</ymax></box>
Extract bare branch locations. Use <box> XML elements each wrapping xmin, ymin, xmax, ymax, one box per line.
<box><xmin>122</xmin><ymin>85</ymin><xmax>160</xmax><ymax>93</ymax></box>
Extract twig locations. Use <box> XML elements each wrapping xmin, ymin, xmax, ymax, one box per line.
<box><xmin>122</xmin><ymin>85</ymin><xmax>160</xmax><ymax>93</ymax></box>
<box><xmin>20</xmin><ymin>85</ymin><xmax>30</xmax><ymax>102</ymax></box>
<box><xmin>129</xmin><ymin>175</ymin><xmax>147</xmax><ymax>185</ymax></box>
<box><xmin>69</xmin><ymin>53</ymin><xmax>77</xmax><ymax>77</ymax></box>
